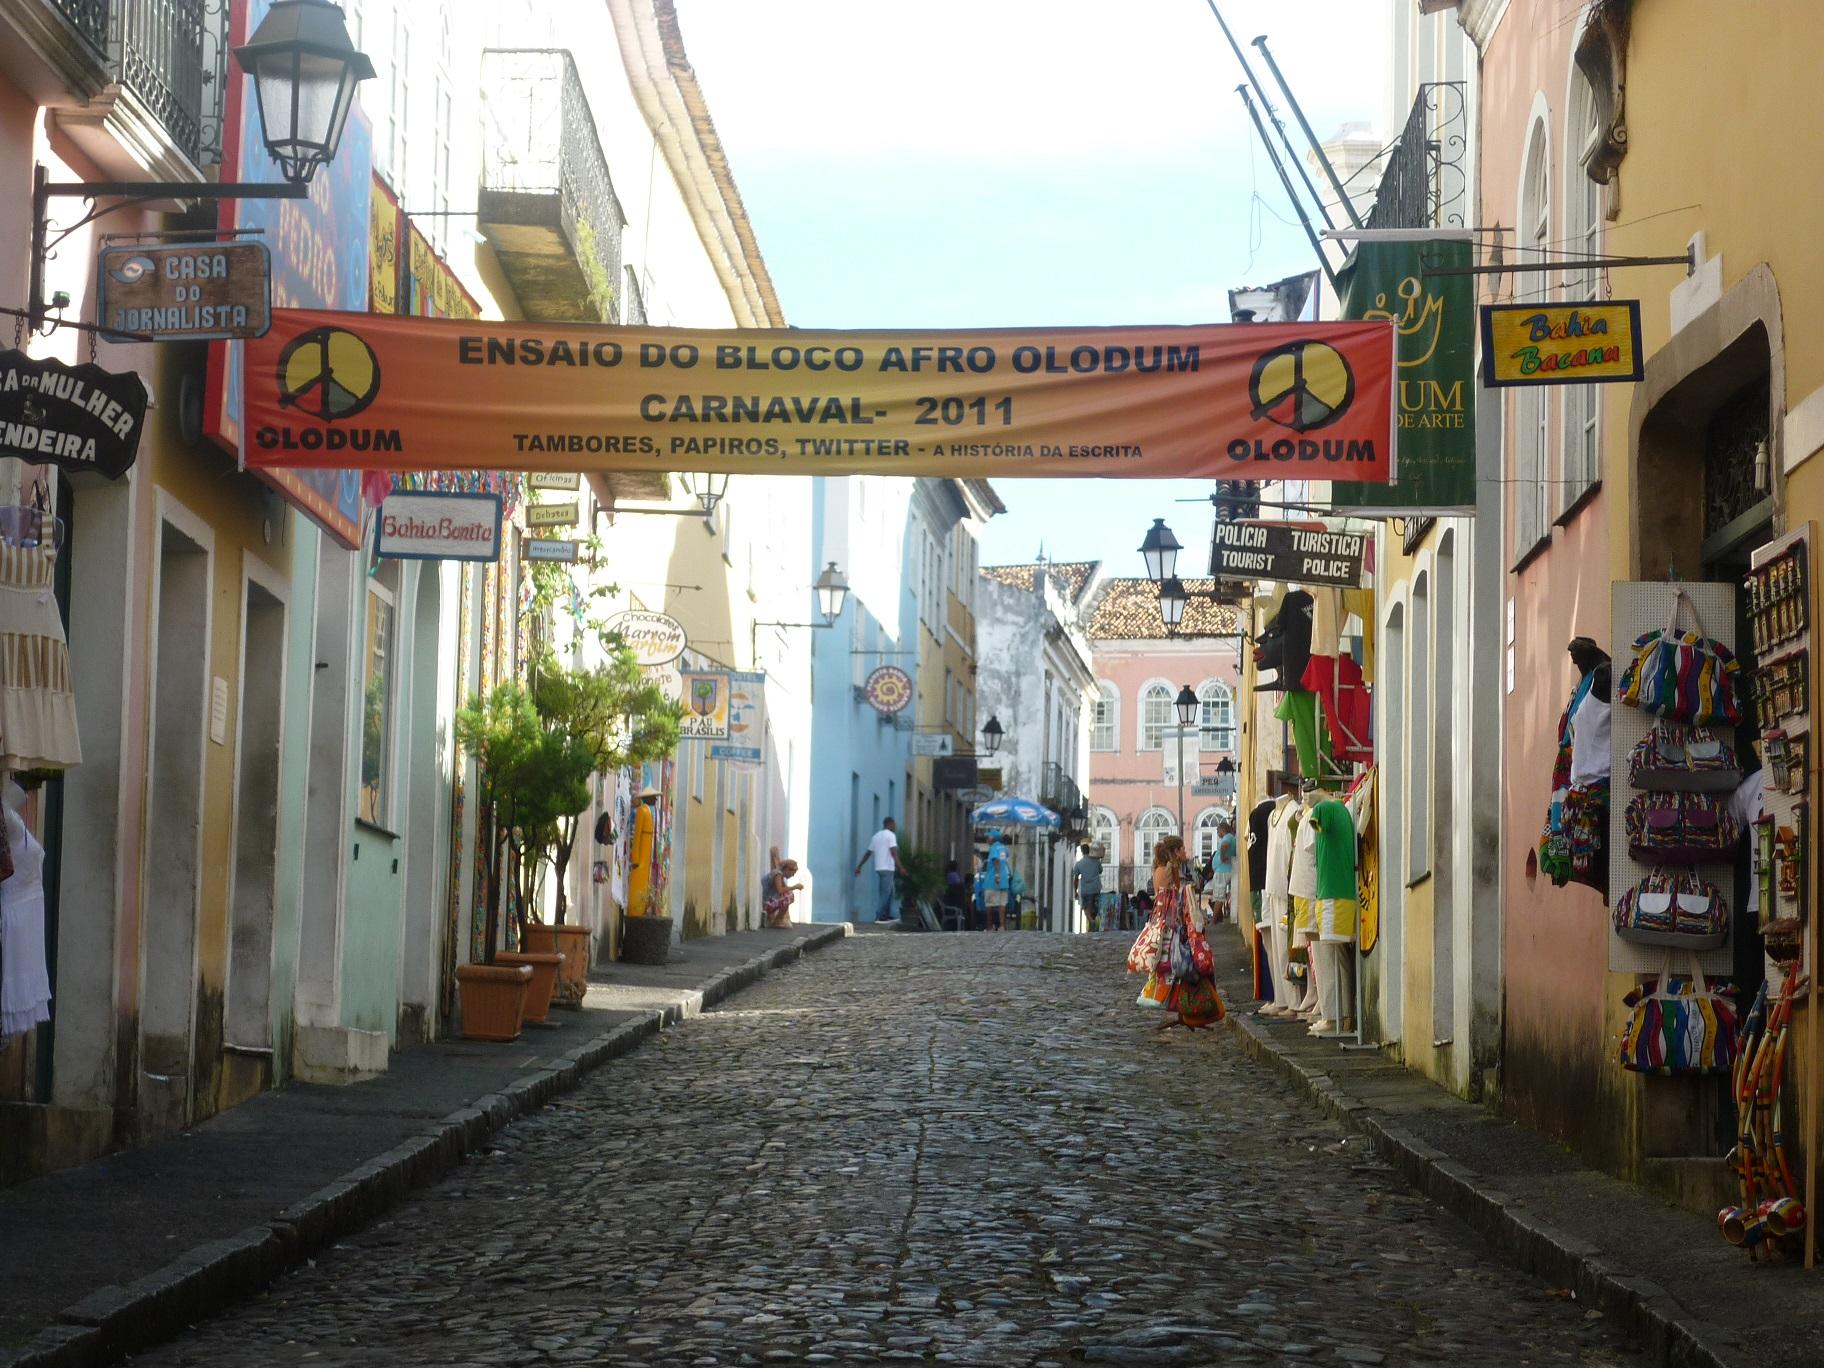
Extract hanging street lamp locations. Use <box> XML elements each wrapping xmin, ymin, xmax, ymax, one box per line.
<box><xmin>981</xmin><ymin>716</ymin><xmax>1005</xmax><ymax>755</ymax></box>
<box><xmin>234</xmin><ymin>0</ymin><xmax>377</xmax><ymax>185</ymax></box>
<box><xmin>688</xmin><ymin>472</ymin><xmax>730</xmax><ymax>515</ymax></box>
<box><xmin>1138</xmin><ymin>517</ymin><xmax>1182</xmax><ymax>583</ymax></box>
<box><xmin>814</xmin><ymin>562</ymin><xmax>850</xmax><ymax>623</ymax></box>
<box><xmin>1158</xmin><ymin>576</ymin><xmax>1189</xmax><ymax>632</ymax></box>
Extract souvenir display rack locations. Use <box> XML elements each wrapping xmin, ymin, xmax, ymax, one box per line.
<box><xmin>1607</xmin><ymin>580</ymin><xmax>1739</xmax><ymax>976</ymax></box>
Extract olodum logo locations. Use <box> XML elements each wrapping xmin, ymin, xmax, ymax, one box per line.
<box><xmin>1228</xmin><ymin>338</ymin><xmax>1378</xmax><ymax>466</ymax></box>
<box><xmin>258</xmin><ymin>326</ymin><xmax>402</xmax><ymax>453</ymax></box>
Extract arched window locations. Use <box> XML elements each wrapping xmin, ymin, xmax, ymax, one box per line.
<box><xmin>1091</xmin><ymin>681</ymin><xmax>1118</xmax><ymax>751</ymax></box>
<box><xmin>1562</xmin><ymin>64</ymin><xmax>1602</xmax><ymax>502</ymax></box>
<box><xmin>1139</xmin><ymin>682</ymin><xmax>1174</xmax><ymax>751</ymax></box>
<box><xmin>1194</xmin><ymin>807</ymin><xmax>1227</xmax><ymax>861</ymax></box>
<box><xmin>1136</xmin><ymin>808</ymin><xmax>1177</xmax><ymax>869</ymax></box>
<box><xmin>1198</xmin><ymin>680</ymin><xmax>1235</xmax><ymax>751</ymax></box>
<box><xmin>1513</xmin><ymin>116</ymin><xmax>1552</xmax><ymax>557</ymax></box>
<box><xmin>1087</xmin><ymin>806</ymin><xmax>1118</xmax><ymax>861</ymax></box>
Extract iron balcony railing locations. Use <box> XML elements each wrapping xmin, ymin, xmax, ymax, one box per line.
<box><xmin>481</xmin><ymin>48</ymin><xmax>626</xmax><ymax>320</ymax></box>
<box><xmin>116</xmin><ymin>0</ymin><xmax>217</xmax><ymax>166</ymax></box>
<box><xmin>1365</xmin><ymin>80</ymin><xmax>1468</xmax><ymax>234</ymax></box>
<box><xmin>52</xmin><ymin>0</ymin><xmax>109</xmax><ymax>52</ymax></box>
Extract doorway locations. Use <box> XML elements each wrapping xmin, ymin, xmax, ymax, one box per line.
<box><xmin>224</xmin><ymin>573</ymin><xmax>287</xmax><ymax>1051</ymax></box>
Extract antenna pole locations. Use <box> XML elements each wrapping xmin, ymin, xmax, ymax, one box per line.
<box><xmin>1238</xmin><ymin>86</ymin><xmax>1340</xmax><ymax>294</ymax></box>
<box><xmin>1205</xmin><ymin>2</ymin><xmax>1336</xmax><ymax>230</ymax></box>
<box><xmin>1253</xmin><ymin>34</ymin><xmax>1366</xmax><ymax>229</ymax></box>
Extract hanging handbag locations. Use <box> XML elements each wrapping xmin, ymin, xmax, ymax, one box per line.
<box><xmin>1625</xmin><ymin>790</ymin><xmax>1739</xmax><ymax>864</ymax></box>
<box><xmin>1628</xmin><ymin>722</ymin><xmax>1742</xmax><ymax>792</ymax></box>
<box><xmin>1613</xmin><ymin>869</ymin><xmax>1729</xmax><ymax>949</ymax></box>
<box><xmin>1618</xmin><ymin>951</ymin><xmax>1738</xmax><ymax>1076</ymax></box>
<box><xmin>1169</xmin><ymin>924</ymin><xmax>1198</xmax><ymax>985</ymax></box>
<box><xmin>1617</xmin><ymin>590</ymin><xmax>1742</xmax><ymax>725</ymax></box>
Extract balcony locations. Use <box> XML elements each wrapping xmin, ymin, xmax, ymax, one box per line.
<box><xmin>481</xmin><ymin>50</ymin><xmax>628</xmax><ymax>326</ymax></box>
<box><xmin>1039</xmin><ymin>762</ymin><xmax>1084</xmax><ymax>828</ymax></box>
<box><xmin>49</xmin><ymin>0</ymin><xmax>224</xmax><ymax>183</ymax></box>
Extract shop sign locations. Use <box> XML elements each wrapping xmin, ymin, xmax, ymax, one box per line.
<box><xmin>957</xmin><ymin>785</ymin><xmax>993</xmax><ymax>804</ymax></box>
<box><xmin>912</xmin><ymin>732</ymin><xmax>955</xmax><ymax>757</ymax></box>
<box><xmin>1481</xmin><ymin>300</ymin><xmax>1644</xmax><ymax>387</ymax></box>
<box><xmin>710</xmin><ymin>671</ymin><xmax>766</xmax><ymax>762</ymax></box>
<box><xmin>524</xmin><ymin>499</ymin><xmax>579</xmax><ymax>529</ymax></box>
<box><xmin>524</xmin><ymin>538</ymin><xmax>580</xmax><ymax>563</ymax></box>
<box><xmin>527</xmin><ymin>471</ymin><xmax>581</xmax><ymax>491</ymax></box>
<box><xmin>641</xmin><ymin>661</ymin><xmax>683</xmax><ymax>703</ymax></box>
<box><xmin>1331</xmin><ymin>238</ymin><xmax>1476</xmax><ymax>514</ymax></box>
<box><xmin>933</xmin><ymin>757</ymin><xmax>979</xmax><ymax>791</ymax></box>
<box><xmin>206</xmin><ymin>0</ymin><xmax>374</xmax><ymax>549</ymax></box>
<box><xmin>0</xmin><ymin>349</ymin><xmax>145</xmax><ymax>479</ymax></box>
<box><xmin>374</xmin><ymin>490</ymin><xmax>501</xmax><ymax>562</ymax></box>
<box><xmin>605</xmin><ymin>609</ymin><xmax>687</xmax><ymax>666</ymax></box>
<box><xmin>1209</xmin><ymin>519</ymin><xmax>1366</xmax><ymax>588</ymax></box>
<box><xmin>98</xmin><ymin>241</ymin><xmax>272</xmax><ymax>342</ymax></box>
<box><xmin>241</xmin><ymin>308</ymin><xmax>1399</xmax><ymax>482</ymax></box>
<box><xmin>679</xmin><ymin>670</ymin><xmax>731</xmax><ymax>739</ymax></box>
<box><xmin>864</xmin><ymin>665</ymin><xmax>914</xmax><ymax>715</ymax></box>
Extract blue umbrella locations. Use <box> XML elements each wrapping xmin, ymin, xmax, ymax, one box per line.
<box><xmin>970</xmin><ymin>795</ymin><xmax>1060</xmax><ymax>830</ymax></box>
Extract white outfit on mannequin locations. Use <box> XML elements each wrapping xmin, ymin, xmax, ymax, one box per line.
<box><xmin>0</xmin><ymin>784</ymin><xmax>49</xmax><ymax>1037</ymax></box>
<box><xmin>1289</xmin><ymin>795</ymin><xmax>1322</xmax><ymax>1013</ymax></box>
<box><xmin>1261</xmin><ymin>797</ymin><xmax>1299</xmax><ymax>1015</ymax></box>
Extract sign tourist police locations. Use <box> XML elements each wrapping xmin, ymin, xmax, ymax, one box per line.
<box><xmin>374</xmin><ymin>490</ymin><xmax>502</xmax><ymax>562</ymax></box>
<box><xmin>1480</xmin><ymin>300</ymin><xmax>1644</xmax><ymax>387</ymax></box>
<box><xmin>98</xmin><ymin>241</ymin><xmax>272</xmax><ymax>342</ymax></box>
<box><xmin>603</xmin><ymin>609</ymin><xmax>688</xmax><ymax>666</ymax></box>
<box><xmin>241</xmin><ymin>309</ymin><xmax>1398</xmax><ymax>481</ymax></box>
<box><xmin>1210</xmin><ymin>520</ymin><xmax>1367</xmax><ymax>588</ymax></box>
<box><xmin>0</xmin><ymin>350</ymin><xmax>145</xmax><ymax>479</ymax></box>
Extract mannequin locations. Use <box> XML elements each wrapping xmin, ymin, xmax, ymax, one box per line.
<box><xmin>1542</xmin><ymin>637</ymin><xmax>1612</xmax><ymax>892</ymax></box>
<box><xmin>1259</xmin><ymin>791</ymin><xmax>1301</xmax><ymax>1016</ymax></box>
<box><xmin>0</xmin><ymin>781</ymin><xmax>49</xmax><ymax>1038</ymax></box>
<box><xmin>1287</xmin><ymin>783</ymin><xmax>1323</xmax><ymax>1017</ymax></box>
<box><xmin>1246</xmin><ymin>797</ymin><xmax>1275</xmax><ymax>1000</ymax></box>
<box><xmin>1306</xmin><ymin>794</ymin><xmax>1359</xmax><ymax>1036</ymax></box>
<box><xmin>624</xmin><ymin>785</ymin><xmax>660</xmax><ymax>918</ymax></box>
<box><xmin>1254</xmin><ymin>590</ymin><xmax>1314</xmax><ymax>693</ymax></box>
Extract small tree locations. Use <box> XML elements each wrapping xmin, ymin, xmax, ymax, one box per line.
<box><xmin>527</xmin><ymin>642</ymin><xmax>680</xmax><ymax>926</ymax></box>
<box><xmin>454</xmin><ymin>685</ymin><xmax>544</xmax><ymax>964</ymax></box>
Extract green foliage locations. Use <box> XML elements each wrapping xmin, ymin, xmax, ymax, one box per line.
<box><xmin>897</xmin><ymin>848</ymin><xmax>948</xmax><ymax>907</ymax></box>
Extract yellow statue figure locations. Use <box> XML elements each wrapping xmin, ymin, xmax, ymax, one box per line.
<box><xmin>625</xmin><ymin>786</ymin><xmax>660</xmax><ymax>918</ymax></box>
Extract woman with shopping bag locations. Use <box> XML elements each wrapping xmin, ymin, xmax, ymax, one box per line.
<box><xmin>1127</xmin><ymin>836</ymin><xmax>1225</xmax><ymax>1028</ymax></box>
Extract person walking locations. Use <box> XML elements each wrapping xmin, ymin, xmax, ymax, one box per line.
<box><xmin>1074</xmin><ymin>842</ymin><xmax>1104</xmax><ymax>931</ymax></box>
<box><xmin>1126</xmin><ymin>835</ymin><xmax>1223</xmax><ymax>1029</ymax></box>
<box><xmin>1209</xmin><ymin>815</ymin><xmax>1237</xmax><ymax>923</ymax></box>
<box><xmin>854</xmin><ymin>816</ymin><xmax>906</xmax><ymax>923</ymax></box>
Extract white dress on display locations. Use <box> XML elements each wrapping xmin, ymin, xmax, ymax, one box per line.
<box><xmin>0</xmin><ymin>796</ymin><xmax>50</xmax><ymax>1037</ymax></box>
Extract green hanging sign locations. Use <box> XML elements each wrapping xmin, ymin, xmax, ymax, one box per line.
<box><xmin>1329</xmin><ymin>238</ymin><xmax>1476</xmax><ymax>514</ymax></box>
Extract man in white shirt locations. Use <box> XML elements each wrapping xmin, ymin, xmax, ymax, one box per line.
<box><xmin>854</xmin><ymin>817</ymin><xmax>907</xmax><ymax>923</ymax></box>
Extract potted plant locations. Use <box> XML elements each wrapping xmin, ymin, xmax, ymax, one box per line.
<box><xmin>451</xmin><ymin>685</ymin><xmax>543</xmax><ymax>1040</ymax></box>
<box><xmin>895</xmin><ymin>848</ymin><xmax>949</xmax><ymax>931</ymax></box>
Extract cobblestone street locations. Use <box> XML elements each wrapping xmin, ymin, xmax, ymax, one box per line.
<box><xmin>131</xmin><ymin>934</ymin><xmax>1640</xmax><ymax>1367</ymax></box>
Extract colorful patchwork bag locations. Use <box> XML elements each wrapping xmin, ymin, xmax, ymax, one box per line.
<box><xmin>1617</xmin><ymin>590</ymin><xmax>1742</xmax><ymax>725</ymax></box>
<box><xmin>1625</xmin><ymin>790</ymin><xmax>1738</xmax><ymax>864</ymax></box>
<box><xmin>1613</xmin><ymin>869</ymin><xmax>1729</xmax><ymax>949</ymax></box>
<box><xmin>1618</xmin><ymin>952</ymin><xmax>1738</xmax><ymax>1076</ymax></box>
<box><xmin>1628</xmin><ymin>722</ymin><xmax>1742</xmax><ymax>792</ymax></box>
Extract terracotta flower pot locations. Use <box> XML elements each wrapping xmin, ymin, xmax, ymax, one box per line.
<box><xmin>523</xmin><ymin>923</ymin><xmax>591</xmax><ymax>1007</ymax></box>
<box><xmin>495</xmin><ymin>951</ymin><xmax>564</xmax><ymax>1023</ymax></box>
<box><xmin>454</xmin><ymin>962</ymin><xmax>534</xmax><ymax>1042</ymax></box>
<box><xmin>620</xmin><ymin>913</ymin><xmax>672</xmax><ymax>966</ymax></box>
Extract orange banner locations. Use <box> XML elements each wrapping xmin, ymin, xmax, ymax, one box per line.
<box><xmin>243</xmin><ymin>309</ymin><xmax>1398</xmax><ymax>481</ymax></box>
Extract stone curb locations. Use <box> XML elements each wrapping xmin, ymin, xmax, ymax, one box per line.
<box><xmin>1221</xmin><ymin>1006</ymin><xmax>1742</xmax><ymax>1368</ymax></box>
<box><xmin>2</xmin><ymin>925</ymin><xmax>850</xmax><ymax>1368</ymax></box>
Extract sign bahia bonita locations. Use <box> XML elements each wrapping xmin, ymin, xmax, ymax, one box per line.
<box><xmin>243</xmin><ymin>310</ymin><xmax>1400</xmax><ymax>483</ymax></box>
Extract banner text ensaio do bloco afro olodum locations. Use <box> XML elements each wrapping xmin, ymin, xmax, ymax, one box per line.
<box><xmin>242</xmin><ymin>309</ymin><xmax>1398</xmax><ymax>481</ymax></box>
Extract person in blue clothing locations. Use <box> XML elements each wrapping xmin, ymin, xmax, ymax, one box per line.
<box><xmin>982</xmin><ymin>833</ymin><xmax>1013</xmax><ymax>931</ymax></box>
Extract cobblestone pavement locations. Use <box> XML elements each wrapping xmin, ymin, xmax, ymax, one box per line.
<box><xmin>131</xmin><ymin>934</ymin><xmax>1641</xmax><ymax>1367</ymax></box>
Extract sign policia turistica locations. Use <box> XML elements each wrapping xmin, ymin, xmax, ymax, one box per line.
<box><xmin>241</xmin><ymin>309</ymin><xmax>1399</xmax><ymax>481</ymax></box>
<box><xmin>0</xmin><ymin>349</ymin><xmax>145</xmax><ymax>479</ymax></box>
<box><xmin>1210</xmin><ymin>520</ymin><xmax>1367</xmax><ymax>588</ymax></box>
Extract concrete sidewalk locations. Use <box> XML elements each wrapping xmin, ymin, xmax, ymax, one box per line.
<box><xmin>1212</xmin><ymin>930</ymin><xmax>1824</xmax><ymax>1368</ymax></box>
<box><xmin>0</xmin><ymin>923</ymin><xmax>845</xmax><ymax>1368</ymax></box>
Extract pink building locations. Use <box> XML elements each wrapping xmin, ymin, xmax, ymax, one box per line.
<box><xmin>1083</xmin><ymin>580</ymin><xmax>1243</xmax><ymax>895</ymax></box>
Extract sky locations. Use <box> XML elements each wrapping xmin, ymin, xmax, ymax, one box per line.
<box><xmin>675</xmin><ymin>0</ymin><xmax>1391</xmax><ymax>576</ymax></box>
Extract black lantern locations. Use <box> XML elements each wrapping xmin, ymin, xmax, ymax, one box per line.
<box><xmin>1138</xmin><ymin>517</ymin><xmax>1181</xmax><ymax>582</ymax></box>
<box><xmin>1158</xmin><ymin>576</ymin><xmax>1189</xmax><ymax>631</ymax></box>
<box><xmin>689</xmin><ymin>472</ymin><xmax>730</xmax><ymax>515</ymax></box>
<box><xmin>234</xmin><ymin>1</ymin><xmax>376</xmax><ymax>185</ymax></box>
<box><xmin>814</xmin><ymin>562</ymin><xmax>849</xmax><ymax>623</ymax></box>
<box><xmin>1174</xmin><ymin>684</ymin><xmax>1199</xmax><ymax>728</ymax></box>
<box><xmin>981</xmin><ymin>716</ymin><xmax>1004</xmax><ymax>755</ymax></box>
